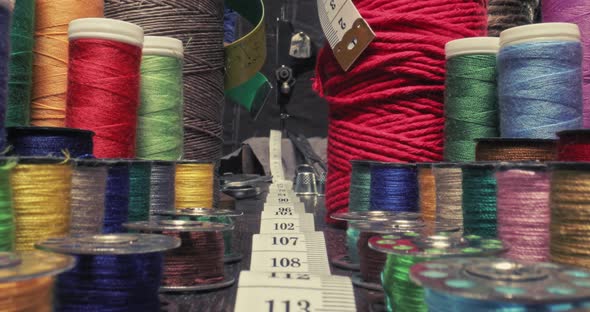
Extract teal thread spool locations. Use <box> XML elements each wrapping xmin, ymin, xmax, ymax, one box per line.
<box><xmin>444</xmin><ymin>37</ymin><xmax>500</xmax><ymax>161</ymax></box>
<box><xmin>0</xmin><ymin>160</ymin><xmax>14</xmax><ymax>251</ymax></box>
<box><xmin>128</xmin><ymin>161</ymin><xmax>152</xmax><ymax>222</ymax></box>
<box><xmin>462</xmin><ymin>163</ymin><xmax>498</xmax><ymax>238</ymax></box>
<box><xmin>7</xmin><ymin>0</ymin><xmax>34</xmax><ymax>126</ymax></box>
<box><xmin>137</xmin><ymin>36</ymin><xmax>184</xmax><ymax>160</ymax></box>
<box><xmin>347</xmin><ymin>160</ymin><xmax>373</xmax><ymax>265</ymax></box>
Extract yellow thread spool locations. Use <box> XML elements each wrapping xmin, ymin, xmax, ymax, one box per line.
<box><xmin>11</xmin><ymin>160</ymin><xmax>72</xmax><ymax>251</ymax></box>
<box><xmin>175</xmin><ymin>162</ymin><xmax>214</xmax><ymax>209</ymax></box>
<box><xmin>418</xmin><ymin>165</ymin><xmax>436</xmax><ymax>223</ymax></box>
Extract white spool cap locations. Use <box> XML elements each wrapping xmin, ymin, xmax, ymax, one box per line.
<box><xmin>445</xmin><ymin>37</ymin><xmax>500</xmax><ymax>59</ymax></box>
<box><xmin>68</xmin><ymin>18</ymin><xmax>144</xmax><ymax>47</ymax></box>
<box><xmin>500</xmin><ymin>23</ymin><xmax>580</xmax><ymax>48</ymax></box>
<box><xmin>143</xmin><ymin>36</ymin><xmax>184</xmax><ymax>59</ymax></box>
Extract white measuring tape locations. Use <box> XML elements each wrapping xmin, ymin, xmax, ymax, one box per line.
<box><xmin>259</xmin><ymin>211</ymin><xmax>315</xmax><ymax>234</ymax></box>
<box><xmin>317</xmin><ymin>0</ymin><xmax>376</xmax><ymax>71</ymax></box>
<box><xmin>269</xmin><ymin>130</ymin><xmax>285</xmax><ymax>181</ymax></box>
<box><xmin>235</xmin><ymin>271</ymin><xmax>356</xmax><ymax>312</ymax></box>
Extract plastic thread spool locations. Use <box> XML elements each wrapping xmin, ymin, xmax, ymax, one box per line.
<box><xmin>352</xmin><ymin>219</ymin><xmax>460</xmax><ymax>292</ymax></box>
<box><xmin>36</xmin><ymin>233</ymin><xmax>179</xmax><ymax>311</ymax></box>
<box><xmin>0</xmin><ymin>251</ymin><xmax>75</xmax><ymax>311</ymax></box>
<box><xmin>70</xmin><ymin>159</ymin><xmax>108</xmax><ymax>236</ymax></box>
<box><xmin>6</xmin><ymin>126</ymin><xmax>94</xmax><ymax>157</ymax></box>
<box><xmin>498</xmin><ymin>23</ymin><xmax>583</xmax><ymax>139</ymax></box>
<box><xmin>124</xmin><ymin>220</ymin><xmax>235</xmax><ymax>291</ymax></box>
<box><xmin>137</xmin><ymin>36</ymin><xmax>184</xmax><ymax>160</ymax></box>
<box><xmin>148</xmin><ymin>161</ymin><xmax>176</xmax><ymax>220</ymax></box>
<box><xmin>411</xmin><ymin>258</ymin><xmax>590</xmax><ymax>311</ymax></box>
<box><xmin>475</xmin><ymin>138</ymin><xmax>557</xmax><ymax>162</ymax></box>
<box><xmin>369</xmin><ymin>234</ymin><xmax>507</xmax><ymax>312</ymax></box>
<box><xmin>432</xmin><ymin>163</ymin><xmax>464</xmax><ymax>229</ymax></box>
<box><xmin>444</xmin><ymin>37</ymin><xmax>500</xmax><ymax>162</ymax></box>
<box><xmin>175</xmin><ymin>161</ymin><xmax>215</xmax><ymax>209</ymax></box>
<box><xmin>157</xmin><ymin>207</ymin><xmax>244</xmax><ymax>263</ymax></box>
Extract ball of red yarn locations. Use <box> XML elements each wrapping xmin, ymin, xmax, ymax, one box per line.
<box><xmin>314</xmin><ymin>0</ymin><xmax>488</xmax><ymax>223</ymax></box>
<box><xmin>557</xmin><ymin>129</ymin><xmax>590</xmax><ymax>161</ymax></box>
<box><xmin>66</xmin><ymin>38</ymin><xmax>142</xmax><ymax>158</ymax></box>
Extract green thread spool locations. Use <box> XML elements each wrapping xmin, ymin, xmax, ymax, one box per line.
<box><xmin>137</xmin><ymin>36</ymin><xmax>184</xmax><ymax>160</ymax></box>
<box><xmin>444</xmin><ymin>38</ymin><xmax>500</xmax><ymax>161</ymax></box>
<box><xmin>462</xmin><ymin>163</ymin><xmax>498</xmax><ymax>238</ymax></box>
<box><xmin>0</xmin><ymin>161</ymin><xmax>14</xmax><ymax>251</ymax></box>
<box><xmin>7</xmin><ymin>0</ymin><xmax>35</xmax><ymax>126</ymax></box>
<box><xmin>128</xmin><ymin>161</ymin><xmax>152</xmax><ymax>222</ymax></box>
<box><xmin>370</xmin><ymin>234</ymin><xmax>507</xmax><ymax>312</ymax></box>
<box><xmin>347</xmin><ymin>160</ymin><xmax>373</xmax><ymax>264</ymax></box>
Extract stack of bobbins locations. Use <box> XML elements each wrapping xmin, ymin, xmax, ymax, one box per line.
<box><xmin>412</xmin><ymin>258</ymin><xmax>590</xmax><ymax>311</ymax></box>
<box><xmin>330</xmin><ymin>211</ymin><xmax>421</xmax><ymax>272</ymax></box>
<box><xmin>155</xmin><ymin>207</ymin><xmax>244</xmax><ymax>263</ymax></box>
<box><xmin>36</xmin><ymin>233</ymin><xmax>180</xmax><ymax>311</ymax></box>
<box><xmin>0</xmin><ymin>251</ymin><xmax>74</xmax><ymax>311</ymax></box>
<box><xmin>475</xmin><ymin>138</ymin><xmax>557</xmax><ymax>161</ymax></box>
<box><xmin>369</xmin><ymin>234</ymin><xmax>507</xmax><ymax>312</ymax></box>
<box><xmin>124</xmin><ymin>220</ymin><xmax>235</xmax><ymax>291</ymax></box>
<box><xmin>557</xmin><ymin>130</ymin><xmax>590</xmax><ymax>161</ymax></box>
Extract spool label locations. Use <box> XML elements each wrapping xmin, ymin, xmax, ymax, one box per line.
<box><xmin>317</xmin><ymin>0</ymin><xmax>375</xmax><ymax>71</ymax></box>
<box><xmin>235</xmin><ymin>271</ymin><xmax>356</xmax><ymax>312</ymax></box>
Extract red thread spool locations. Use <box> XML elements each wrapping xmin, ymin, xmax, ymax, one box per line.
<box><xmin>66</xmin><ymin>18</ymin><xmax>144</xmax><ymax>158</ymax></box>
<box><xmin>313</xmin><ymin>0</ymin><xmax>488</xmax><ymax>223</ymax></box>
<box><xmin>557</xmin><ymin>129</ymin><xmax>590</xmax><ymax>161</ymax></box>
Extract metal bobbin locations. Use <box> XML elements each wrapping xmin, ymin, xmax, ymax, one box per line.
<box><xmin>0</xmin><ymin>251</ymin><xmax>75</xmax><ymax>283</ymax></box>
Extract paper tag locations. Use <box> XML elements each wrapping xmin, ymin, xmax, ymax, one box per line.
<box><xmin>317</xmin><ymin>0</ymin><xmax>375</xmax><ymax>71</ymax></box>
<box><xmin>269</xmin><ymin>130</ymin><xmax>284</xmax><ymax>180</ymax></box>
<box><xmin>259</xmin><ymin>213</ymin><xmax>315</xmax><ymax>234</ymax></box>
<box><xmin>234</xmin><ymin>271</ymin><xmax>356</xmax><ymax>312</ymax></box>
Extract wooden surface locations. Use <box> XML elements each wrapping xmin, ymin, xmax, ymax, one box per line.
<box><xmin>162</xmin><ymin>194</ymin><xmax>378</xmax><ymax>312</ymax></box>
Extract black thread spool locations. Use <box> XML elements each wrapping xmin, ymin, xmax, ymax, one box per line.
<box><xmin>124</xmin><ymin>220</ymin><xmax>235</xmax><ymax>291</ymax></box>
<box><xmin>7</xmin><ymin>126</ymin><xmax>94</xmax><ymax>157</ymax></box>
<box><xmin>155</xmin><ymin>207</ymin><xmax>244</xmax><ymax>263</ymax></box>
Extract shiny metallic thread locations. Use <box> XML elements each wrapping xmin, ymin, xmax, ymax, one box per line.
<box><xmin>69</xmin><ymin>162</ymin><xmax>107</xmax><ymax>236</ymax></box>
<box><xmin>433</xmin><ymin>166</ymin><xmax>463</xmax><ymax>228</ymax></box>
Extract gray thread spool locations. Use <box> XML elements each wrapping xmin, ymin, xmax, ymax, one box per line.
<box><xmin>433</xmin><ymin>165</ymin><xmax>464</xmax><ymax>228</ymax></box>
<box><xmin>70</xmin><ymin>161</ymin><xmax>108</xmax><ymax>235</ymax></box>
<box><xmin>104</xmin><ymin>0</ymin><xmax>225</xmax><ymax>161</ymax></box>
<box><xmin>488</xmin><ymin>0</ymin><xmax>538</xmax><ymax>37</ymax></box>
<box><xmin>149</xmin><ymin>162</ymin><xmax>176</xmax><ymax>220</ymax></box>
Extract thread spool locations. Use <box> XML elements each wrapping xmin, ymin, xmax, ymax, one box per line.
<box><xmin>370</xmin><ymin>234</ymin><xmax>507</xmax><ymax>312</ymax></box>
<box><xmin>7</xmin><ymin>0</ymin><xmax>34</xmax><ymax>126</ymax></box>
<box><xmin>444</xmin><ymin>37</ymin><xmax>500</xmax><ymax>161</ymax></box>
<box><xmin>149</xmin><ymin>161</ymin><xmax>175</xmax><ymax>219</ymax></box>
<box><xmin>65</xmin><ymin>18</ymin><xmax>144</xmax><ymax>158</ymax></box>
<box><xmin>432</xmin><ymin>163</ymin><xmax>463</xmax><ymax>228</ymax></box>
<box><xmin>487</xmin><ymin>0</ymin><xmax>539</xmax><ymax>37</ymax></box>
<box><xmin>32</xmin><ymin>0</ymin><xmax>104</xmax><ymax>127</ymax></box>
<box><xmin>175</xmin><ymin>161</ymin><xmax>215</xmax><ymax>209</ymax></box>
<box><xmin>475</xmin><ymin>138</ymin><xmax>556</xmax><ymax>161</ymax></box>
<box><xmin>543</xmin><ymin>0</ymin><xmax>590</xmax><ymax>127</ymax></box>
<box><xmin>7</xmin><ymin>126</ymin><xmax>94</xmax><ymax>157</ymax></box>
<box><xmin>137</xmin><ymin>36</ymin><xmax>184</xmax><ymax>160</ymax></box>
<box><xmin>11</xmin><ymin>158</ymin><xmax>72</xmax><ymax>251</ymax></box>
<box><xmin>412</xmin><ymin>258</ymin><xmax>590</xmax><ymax>311</ymax></box>
<box><xmin>0</xmin><ymin>0</ymin><xmax>10</xmax><ymax>150</ymax></box>
<box><xmin>417</xmin><ymin>164</ymin><xmax>436</xmax><ymax>223</ymax></box>
<box><xmin>370</xmin><ymin>163</ymin><xmax>418</xmax><ymax>212</ymax></box>
<box><xmin>156</xmin><ymin>207</ymin><xmax>244</xmax><ymax>263</ymax></box>
<box><xmin>104</xmin><ymin>0</ymin><xmax>224</xmax><ymax>161</ymax></box>
<box><xmin>36</xmin><ymin>233</ymin><xmax>180</xmax><ymax>311</ymax></box>
<box><xmin>498</xmin><ymin>23</ymin><xmax>583</xmax><ymax>139</ymax></box>
<box><xmin>128</xmin><ymin>161</ymin><xmax>151</xmax><ymax>222</ymax></box>
<box><xmin>495</xmin><ymin>163</ymin><xmax>550</xmax><ymax>262</ymax></box>
<box><xmin>0</xmin><ymin>160</ymin><xmax>13</xmax><ymax>251</ymax></box>
<box><xmin>549</xmin><ymin>163</ymin><xmax>590</xmax><ymax>269</ymax></box>
<box><xmin>462</xmin><ymin>163</ymin><xmax>498</xmax><ymax>238</ymax></box>
<box><xmin>69</xmin><ymin>159</ymin><xmax>108</xmax><ymax>236</ymax></box>
<box><xmin>0</xmin><ymin>251</ymin><xmax>75</xmax><ymax>312</ymax></box>
<box><xmin>124</xmin><ymin>221</ymin><xmax>235</xmax><ymax>291</ymax></box>
<box><xmin>103</xmin><ymin>160</ymin><xmax>130</xmax><ymax>234</ymax></box>
<box><xmin>557</xmin><ymin>129</ymin><xmax>590</xmax><ymax>161</ymax></box>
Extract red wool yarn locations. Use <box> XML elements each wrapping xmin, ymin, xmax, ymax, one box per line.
<box><xmin>557</xmin><ymin>129</ymin><xmax>590</xmax><ymax>161</ymax></box>
<box><xmin>66</xmin><ymin>38</ymin><xmax>142</xmax><ymax>158</ymax></box>
<box><xmin>314</xmin><ymin>0</ymin><xmax>488</xmax><ymax>223</ymax></box>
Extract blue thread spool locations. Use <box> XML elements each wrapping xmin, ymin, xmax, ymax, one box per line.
<box><xmin>103</xmin><ymin>161</ymin><xmax>131</xmax><ymax>233</ymax></box>
<box><xmin>370</xmin><ymin>163</ymin><xmax>419</xmax><ymax>212</ymax></box>
<box><xmin>7</xmin><ymin>127</ymin><xmax>94</xmax><ymax>157</ymax></box>
<box><xmin>412</xmin><ymin>258</ymin><xmax>590</xmax><ymax>311</ymax></box>
<box><xmin>498</xmin><ymin>23</ymin><xmax>583</xmax><ymax>139</ymax></box>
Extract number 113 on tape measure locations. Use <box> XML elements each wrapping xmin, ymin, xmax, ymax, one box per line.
<box><xmin>318</xmin><ymin>0</ymin><xmax>375</xmax><ymax>71</ymax></box>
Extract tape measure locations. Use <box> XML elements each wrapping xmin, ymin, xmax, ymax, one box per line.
<box><xmin>317</xmin><ymin>0</ymin><xmax>376</xmax><ymax>71</ymax></box>
<box><xmin>269</xmin><ymin>130</ymin><xmax>285</xmax><ymax>181</ymax></box>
